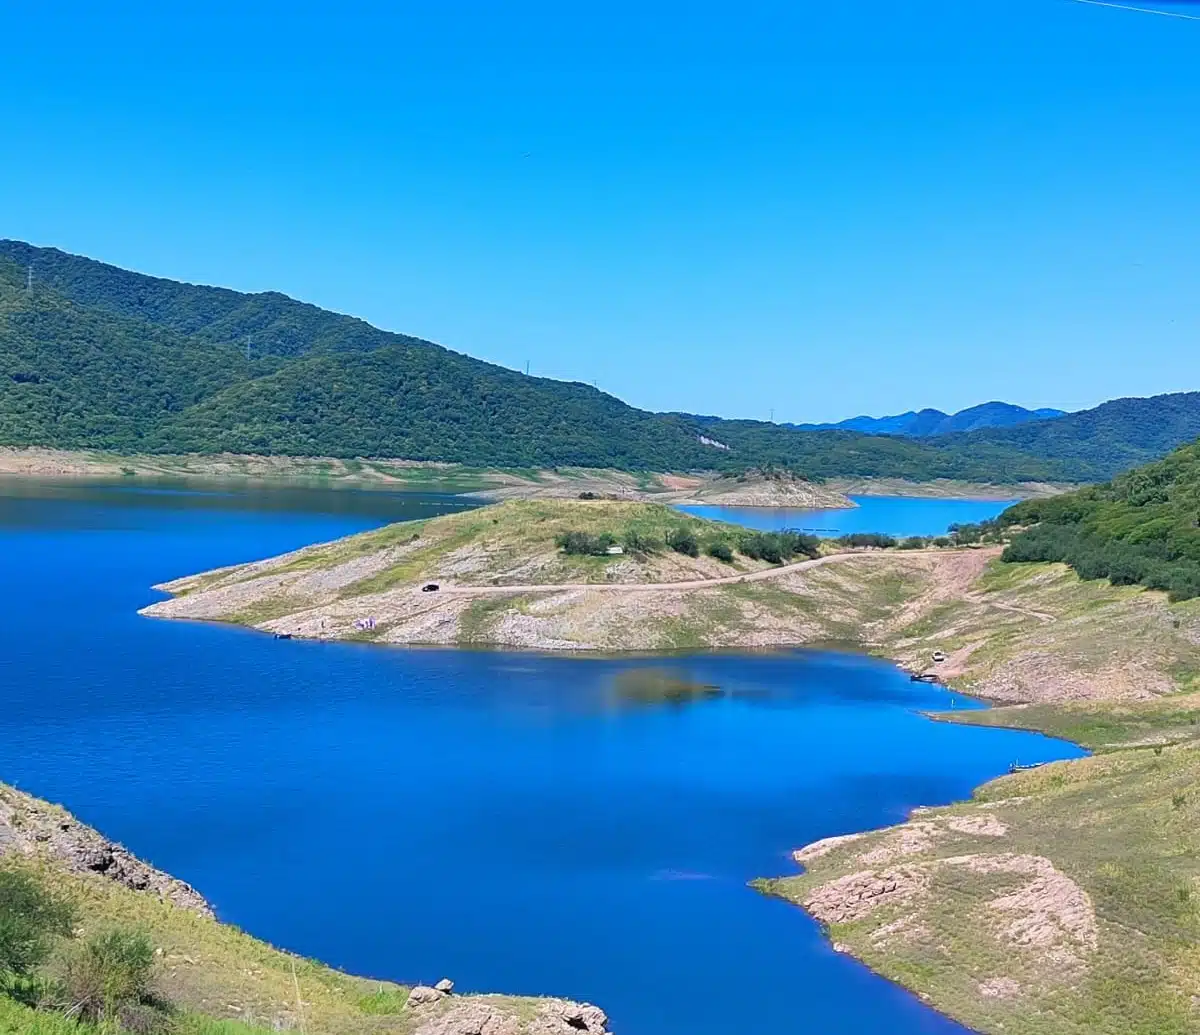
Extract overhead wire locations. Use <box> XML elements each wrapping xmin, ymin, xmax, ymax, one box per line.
<box><xmin>1065</xmin><ymin>0</ymin><xmax>1200</xmax><ymax>20</ymax></box>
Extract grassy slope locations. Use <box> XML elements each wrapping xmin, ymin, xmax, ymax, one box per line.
<box><xmin>757</xmin><ymin>743</ymin><xmax>1200</xmax><ymax>1035</ymax></box>
<box><xmin>9</xmin><ymin>241</ymin><xmax>1200</xmax><ymax>482</ymax></box>
<box><xmin>164</xmin><ymin>500</ymin><xmax>767</xmax><ymax>595</ymax></box>
<box><xmin>3</xmin><ymin>841</ymin><xmax>581</xmax><ymax>1035</ymax></box>
<box><xmin>756</xmin><ymin>556</ymin><xmax>1200</xmax><ymax>1035</ymax></box>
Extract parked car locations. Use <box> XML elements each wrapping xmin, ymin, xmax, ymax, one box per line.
<box><xmin>422</xmin><ymin>583</ymin><xmax>440</xmax><ymax>592</ymax></box>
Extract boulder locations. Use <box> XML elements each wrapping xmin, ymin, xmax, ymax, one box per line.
<box><xmin>435</xmin><ymin>978</ymin><xmax>455</xmax><ymax>993</ymax></box>
<box><xmin>407</xmin><ymin>985</ymin><xmax>446</xmax><ymax>1008</ymax></box>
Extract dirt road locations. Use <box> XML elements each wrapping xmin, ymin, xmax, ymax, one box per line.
<box><xmin>437</xmin><ymin>551</ymin><xmax>863</xmax><ymax>595</ymax></box>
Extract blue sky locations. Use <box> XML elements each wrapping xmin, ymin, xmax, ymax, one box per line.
<box><xmin>3</xmin><ymin>0</ymin><xmax>1198</xmax><ymax>423</ymax></box>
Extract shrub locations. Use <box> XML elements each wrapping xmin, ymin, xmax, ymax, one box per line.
<box><xmin>63</xmin><ymin>928</ymin><xmax>156</xmax><ymax>1025</ymax></box>
<box><xmin>837</xmin><ymin>532</ymin><xmax>897</xmax><ymax>550</ymax></box>
<box><xmin>665</xmin><ymin>528</ymin><xmax>700</xmax><ymax>557</ymax></box>
<box><xmin>0</xmin><ymin>870</ymin><xmax>75</xmax><ymax>980</ymax></box>
<box><xmin>898</xmin><ymin>536</ymin><xmax>927</xmax><ymax>550</ymax></box>
<box><xmin>738</xmin><ymin>530</ymin><xmax>820</xmax><ymax>564</ymax></box>
<box><xmin>622</xmin><ymin>529</ymin><xmax>660</xmax><ymax>555</ymax></box>
<box><xmin>706</xmin><ymin>541</ymin><xmax>734</xmax><ymax>563</ymax></box>
<box><xmin>555</xmin><ymin>530</ymin><xmax>616</xmax><ymax>556</ymax></box>
<box><xmin>932</xmin><ymin>536</ymin><xmax>952</xmax><ymax>548</ymax></box>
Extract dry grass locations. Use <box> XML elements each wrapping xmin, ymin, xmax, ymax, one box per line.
<box><xmin>758</xmin><ymin>740</ymin><xmax>1200</xmax><ymax>1035</ymax></box>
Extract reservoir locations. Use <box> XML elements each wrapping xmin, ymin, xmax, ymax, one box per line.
<box><xmin>679</xmin><ymin>494</ymin><xmax>1018</xmax><ymax>537</ymax></box>
<box><xmin>0</xmin><ymin>482</ymin><xmax>1079</xmax><ymax>1035</ymax></box>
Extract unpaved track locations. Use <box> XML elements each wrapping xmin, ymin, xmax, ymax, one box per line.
<box><xmin>437</xmin><ymin>551</ymin><xmax>865</xmax><ymax>595</ymax></box>
<box><xmin>434</xmin><ymin>550</ymin><xmax>1058</xmax><ymax>623</ymax></box>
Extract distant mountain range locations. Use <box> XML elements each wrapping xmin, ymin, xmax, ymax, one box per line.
<box><xmin>793</xmin><ymin>402</ymin><xmax>1068</xmax><ymax>438</ymax></box>
<box><xmin>2</xmin><ymin>239</ymin><xmax>1198</xmax><ymax>484</ymax></box>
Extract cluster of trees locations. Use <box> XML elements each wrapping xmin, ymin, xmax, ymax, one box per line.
<box><xmin>0</xmin><ymin>869</ymin><xmax>159</xmax><ymax>1030</ymax></box>
<box><xmin>738</xmin><ymin>530</ymin><xmax>821</xmax><ymax>563</ymax></box>
<box><xmin>554</xmin><ymin>525</ymin><xmax>820</xmax><ymax>565</ymax></box>
<box><xmin>999</xmin><ymin>440</ymin><xmax>1200</xmax><ymax>600</ymax></box>
<box><xmin>554</xmin><ymin>530</ymin><xmax>618</xmax><ymax>556</ymax></box>
<box><xmin>6</xmin><ymin>242</ymin><xmax>1200</xmax><ymax>481</ymax></box>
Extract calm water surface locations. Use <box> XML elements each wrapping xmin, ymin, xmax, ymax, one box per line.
<box><xmin>680</xmin><ymin>495</ymin><xmax>1016</xmax><ymax>536</ymax></box>
<box><xmin>0</xmin><ymin>482</ymin><xmax>1081</xmax><ymax>1035</ymax></box>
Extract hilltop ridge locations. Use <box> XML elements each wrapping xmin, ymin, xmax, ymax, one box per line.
<box><xmin>794</xmin><ymin>401</ymin><xmax>1067</xmax><ymax>437</ymax></box>
<box><xmin>4</xmin><ymin>240</ymin><xmax>1200</xmax><ymax>482</ymax></box>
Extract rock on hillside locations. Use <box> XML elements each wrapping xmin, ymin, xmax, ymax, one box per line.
<box><xmin>0</xmin><ymin>783</ymin><xmax>211</xmax><ymax>915</ymax></box>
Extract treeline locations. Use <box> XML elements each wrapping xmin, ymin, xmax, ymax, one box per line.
<box><xmin>999</xmin><ymin>440</ymin><xmax>1200</xmax><ymax>601</ymax></box>
<box><xmin>556</xmin><ymin>526</ymin><xmax>821</xmax><ymax>564</ymax></box>
<box><xmin>6</xmin><ymin>241</ymin><xmax>1200</xmax><ymax>481</ymax></box>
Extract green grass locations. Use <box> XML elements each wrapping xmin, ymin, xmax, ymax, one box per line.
<box><xmin>356</xmin><ymin>988</ymin><xmax>411</xmax><ymax>1015</ymax></box>
<box><xmin>759</xmin><ymin>739</ymin><xmax>1200</xmax><ymax>1035</ymax></box>
<box><xmin>940</xmin><ymin>697</ymin><xmax>1200</xmax><ymax>751</ymax></box>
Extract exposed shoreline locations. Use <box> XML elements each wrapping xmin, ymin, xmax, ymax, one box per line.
<box><xmin>0</xmin><ymin>781</ymin><xmax>612</xmax><ymax>1035</ymax></box>
<box><xmin>0</xmin><ymin>446</ymin><xmax>1065</xmax><ymax>506</ymax></box>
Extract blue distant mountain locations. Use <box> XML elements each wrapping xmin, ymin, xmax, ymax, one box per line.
<box><xmin>793</xmin><ymin>402</ymin><xmax>1068</xmax><ymax>438</ymax></box>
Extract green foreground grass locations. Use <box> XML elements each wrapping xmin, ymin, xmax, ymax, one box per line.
<box><xmin>7</xmin><ymin>856</ymin><xmax>414</xmax><ymax>1035</ymax></box>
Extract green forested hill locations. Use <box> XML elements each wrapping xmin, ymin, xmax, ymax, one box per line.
<box><xmin>1002</xmin><ymin>440</ymin><xmax>1200</xmax><ymax>599</ymax></box>
<box><xmin>1</xmin><ymin>239</ymin><xmax>1197</xmax><ymax>479</ymax></box>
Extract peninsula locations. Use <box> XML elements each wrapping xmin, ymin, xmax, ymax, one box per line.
<box><xmin>142</xmin><ymin>498</ymin><xmax>997</xmax><ymax>651</ymax></box>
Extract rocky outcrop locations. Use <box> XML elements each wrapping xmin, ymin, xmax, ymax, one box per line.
<box><xmin>408</xmin><ymin>991</ymin><xmax>611</xmax><ymax>1034</ymax></box>
<box><xmin>0</xmin><ymin>784</ymin><xmax>211</xmax><ymax>916</ymax></box>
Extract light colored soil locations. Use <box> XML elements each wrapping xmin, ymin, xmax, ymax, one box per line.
<box><xmin>825</xmin><ymin>477</ymin><xmax>1074</xmax><ymax>501</ymax></box>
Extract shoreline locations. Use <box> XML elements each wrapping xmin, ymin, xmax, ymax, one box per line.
<box><xmin>0</xmin><ymin>446</ymin><xmax>1067</xmax><ymax>506</ymax></box>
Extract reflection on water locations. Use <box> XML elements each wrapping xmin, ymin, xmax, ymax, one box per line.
<box><xmin>610</xmin><ymin>668</ymin><xmax>724</xmax><ymax>704</ymax></box>
<box><xmin>0</xmin><ymin>476</ymin><xmax>479</xmax><ymax>526</ymax></box>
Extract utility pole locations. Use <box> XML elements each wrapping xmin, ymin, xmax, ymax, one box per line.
<box><xmin>769</xmin><ymin>407</ymin><xmax>775</xmax><ymax>423</ymax></box>
<box><xmin>26</xmin><ymin>265</ymin><xmax>32</xmax><ymax>291</ymax></box>
<box><xmin>525</xmin><ymin>360</ymin><xmax>530</xmax><ymax>376</ymax></box>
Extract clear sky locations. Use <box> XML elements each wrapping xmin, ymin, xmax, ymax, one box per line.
<box><xmin>3</xmin><ymin>0</ymin><xmax>1198</xmax><ymax>423</ymax></box>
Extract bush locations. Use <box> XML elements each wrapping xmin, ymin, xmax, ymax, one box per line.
<box><xmin>738</xmin><ymin>530</ymin><xmax>820</xmax><ymax>564</ymax></box>
<box><xmin>665</xmin><ymin>528</ymin><xmax>700</xmax><ymax>557</ymax></box>
<box><xmin>898</xmin><ymin>536</ymin><xmax>927</xmax><ymax>550</ymax></box>
<box><xmin>555</xmin><ymin>530</ymin><xmax>616</xmax><ymax>556</ymax></box>
<box><xmin>837</xmin><ymin>532</ymin><xmax>897</xmax><ymax>550</ymax></box>
<box><xmin>706</xmin><ymin>541</ymin><xmax>734</xmax><ymax>563</ymax></box>
<box><xmin>0</xmin><ymin>870</ymin><xmax>75</xmax><ymax>980</ymax></box>
<box><xmin>63</xmin><ymin>928</ymin><xmax>156</xmax><ymax>1025</ymax></box>
<box><xmin>932</xmin><ymin>536</ymin><xmax>952</xmax><ymax>548</ymax></box>
<box><xmin>622</xmin><ymin>529</ymin><xmax>660</xmax><ymax>555</ymax></box>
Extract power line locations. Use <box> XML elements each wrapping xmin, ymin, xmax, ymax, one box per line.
<box><xmin>1065</xmin><ymin>0</ymin><xmax>1200</xmax><ymax>20</ymax></box>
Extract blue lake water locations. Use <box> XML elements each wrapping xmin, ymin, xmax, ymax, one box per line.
<box><xmin>679</xmin><ymin>495</ymin><xmax>1016</xmax><ymax>537</ymax></box>
<box><xmin>0</xmin><ymin>482</ymin><xmax>1082</xmax><ymax>1035</ymax></box>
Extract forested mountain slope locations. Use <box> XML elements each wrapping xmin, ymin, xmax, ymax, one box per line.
<box><xmin>1</xmin><ymin>240</ymin><xmax>1196</xmax><ymax>480</ymax></box>
<box><xmin>954</xmin><ymin>392</ymin><xmax>1200</xmax><ymax>479</ymax></box>
<box><xmin>1002</xmin><ymin>438</ymin><xmax>1200</xmax><ymax>599</ymax></box>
